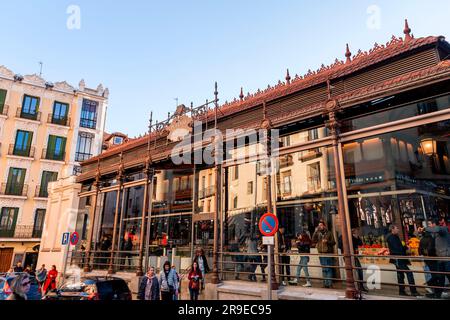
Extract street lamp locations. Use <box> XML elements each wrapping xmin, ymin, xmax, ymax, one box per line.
<box><xmin>420</xmin><ymin>137</ymin><xmax>437</xmax><ymax>156</ymax></box>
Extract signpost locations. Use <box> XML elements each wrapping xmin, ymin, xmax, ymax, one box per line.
<box><xmin>70</xmin><ymin>232</ymin><xmax>79</xmax><ymax>246</ymax></box>
<box><xmin>259</xmin><ymin>213</ymin><xmax>279</xmax><ymax>300</ymax></box>
<box><xmin>62</xmin><ymin>232</ymin><xmax>70</xmax><ymax>245</ymax></box>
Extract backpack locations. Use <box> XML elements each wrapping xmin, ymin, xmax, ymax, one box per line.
<box><xmin>419</xmin><ymin>233</ymin><xmax>436</xmax><ymax>257</ymax></box>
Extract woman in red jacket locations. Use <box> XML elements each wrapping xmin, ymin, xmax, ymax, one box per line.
<box><xmin>43</xmin><ymin>265</ymin><xmax>58</xmax><ymax>294</ymax></box>
<box><xmin>188</xmin><ymin>261</ymin><xmax>203</xmax><ymax>301</ymax></box>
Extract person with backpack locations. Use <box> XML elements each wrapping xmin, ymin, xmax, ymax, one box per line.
<box><xmin>159</xmin><ymin>261</ymin><xmax>178</xmax><ymax>301</ymax></box>
<box><xmin>188</xmin><ymin>261</ymin><xmax>203</xmax><ymax>301</ymax></box>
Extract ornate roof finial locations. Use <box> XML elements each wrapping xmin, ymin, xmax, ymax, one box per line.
<box><xmin>345</xmin><ymin>44</ymin><xmax>352</xmax><ymax>63</ymax></box>
<box><xmin>404</xmin><ymin>19</ymin><xmax>412</xmax><ymax>42</ymax></box>
<box><xmin>239</xmin><ymin>87</ymin><xmax>244</xmax><ymax>101</ymax></box>
<box><xmin>285</xmin><ymin>69</ymin><xmax>291</xmax><ymax>84</ymax></box>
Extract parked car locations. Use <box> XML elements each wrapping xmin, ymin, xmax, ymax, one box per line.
<box><xmin>43</xmin><ymin>277</ymin><xmax>132</xmax><ymax>301</ymax></box>
<box><xmin>0</xmin><ymin>273</ymin><xmax>42</xmax><ymax>300</ymax></box>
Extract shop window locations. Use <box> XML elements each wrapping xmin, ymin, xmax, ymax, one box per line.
<box><xmin>282</xmin><ymin>171</ymin><xmax>292</xmax><ymax>195</ymax></box>
<box><xmin>307</xmin><ymin>163</ymin><xmax>321</xmax><ymax>192</ymax></box>
<box><xmin>361</xmin><ymin>138</ymin><xmax>383</xmax><ymax>161</ymax></box>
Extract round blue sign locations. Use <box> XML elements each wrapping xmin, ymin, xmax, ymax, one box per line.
<box><xmin>259</xmin><ymin>213</ymin><xmax>279</xmax><ymax>237</ymax></box>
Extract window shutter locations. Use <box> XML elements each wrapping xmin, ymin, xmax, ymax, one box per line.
<box><xmin>0</xmin><ymin>89</ymin><xmax>6</xmax><ymax>111</ymax></box>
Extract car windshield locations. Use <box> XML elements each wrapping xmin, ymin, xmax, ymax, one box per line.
<box><xmin>60</xmin><ymin>279</ymin><xmax>96</xmax><ymax>293</ymax></box>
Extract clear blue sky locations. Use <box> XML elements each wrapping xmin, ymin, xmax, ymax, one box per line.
<box><xmin>1</xmin><ymin>0</ymin><xmax>449</xmax><ymax>137</ymax></box>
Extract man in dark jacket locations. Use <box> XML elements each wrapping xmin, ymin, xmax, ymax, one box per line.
<box><xmin>418</xmin><ymin>226</ymin><xmax>441</xmax><ymax>298</ymax></box>
<box><xmin>338</xmin><ymin>228</ymin><xmax>367</xmax><ymax>292</ymax></box>
<box><xmin>13</xmin><ymin>262</ymin><xmax>24</xmax><ymax>273</ymax></box>
<box><xmin>426</xmin><ymin>219</ymin><xmax>450</xmax><ymax>291</ymax></box>
<box><xmin>278</xmin><ymin>227</ymin><xmax>292</xmax><ymax>286</ymax></box>
<box><xmin>386</xmin><ymin>225</ymin><xmax>420</xmax><ymax>297</ymax></box>
<box><xmin>312</xmin><ymin>220</ymin><xmax>336</xmax><ymax>288</ymax></box>
<box><xmin>138</xmin><ymin>267</ymin><xmax>160</xmax><ymax>300</ymax></box>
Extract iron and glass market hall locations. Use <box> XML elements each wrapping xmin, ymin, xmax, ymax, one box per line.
<box><xmin>51</xmin><ymin>22</ymin><xmax>450</xmax><ymax>298</ymax></box>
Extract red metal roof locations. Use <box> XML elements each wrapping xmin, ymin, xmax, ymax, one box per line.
<box><xmin>83</xmin><ymin>33</ymin><xmax>446</xmax><ymax>165</ymax></box>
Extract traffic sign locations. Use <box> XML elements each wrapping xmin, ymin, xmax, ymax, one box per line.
<box><xmin>62</xmin><ymin>232</ymin><xmax>70</xmax><ymax>245</ymax></box>
<box><xmin>70</xmin><ymin>232</ymin><xmax>80</xmax><ymax>246</ymax></box>
<box><xmin>259</xmin><ymin>213</ymin><xmax>279</xmax><ymax>237</ymax></box>
<box><xmin>263</xmin><ymin>236</ymin><xmax>275</xmax><ymax>245</ymax></box>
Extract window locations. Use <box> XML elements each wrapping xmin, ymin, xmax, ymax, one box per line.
<box><xmin>113</xmin><ymin>136</ymin><xmax>123</xmax><ymax>145</ymax></box>
<box><xmin>233</xmin><ymin>196</ymin><xmax>238</xmax><ymax>209</ymax></box>
<box><xmin>80</xmin><ymin>99</ymin><xmax>98</xmax><ymax>129</ymax></box>
<box><xmin>206</xmin><ymin>200</ymin><xmax>211</xmax><ymax>213</ymax></box>
<box><xmin>282</xmin><ymin>171</ymin><xmax>292</xmax><ymax>195</ymax></box>
<box><xmin>0</xmin><ymin>208</ymin><xmax>19</xmax><ymax>237</ymax></box>
<box><xmin>5</xmin><ymin>168</ymin><xmax>26</xmax><ymax>196</ymax></box>
<box><xmin>33</xmin><ymin>209</ymin><xmax>46</xmax><ymax>238</ymax></box>
<box><xmin>13</xmin><ymin>130</ymin><xmax>33</xmax><ymax>157</ymax></box>
<box><xmin>21</xmin><ymin>95</ymin><xmax>40</xmax><ymax>120</ymax></box>
<box><xmin>280</xmin><ymin>135</ymin><xmax>291</xmax><ymax>147</ymax></box>
<box><xmin>0</xmin><ymin>89</ymin><xmax>6</xmax><ymax>114</ymax></box>
<box><xmin>46</xmin><ymin>135</ymin><xmax>66</xmax><ymax>161</ymax></box>
<box><xmin>307</xmin><ymin>163</ymin><xmax>321</xmax><ymax>192</ymax></box>
<box><xmin>39</xmin><ymin>171</ymin><xmax>58</xmax><ymax>198</ymax></box>
<box><xmin>247</xmin><ymin>181</ymin><xmax>254</xmax><ymax>195</ymax></box>
<box><xmin>52</xmin><ymin>102</ymin><xmax>69</xmax><ymax>125</ymax></box>
<box><xmin>233</xmin><ymin>166</ymin><xmax>239</xmax><ymax>180</ymax></box>
<box><xmin>75</xmin><ymin>132</ymin><xmax>94</xmax><ymax>162</ymax></box>
<box><xmin>308</xmin><ymin>128</ymin><xmax>319</xmax><ymax>141</ymax></box>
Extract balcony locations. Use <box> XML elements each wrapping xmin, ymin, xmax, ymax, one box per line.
<box><xmin>0</xmin><ymin>104</ymin><xmax>9</xmax><ymax>116</ymax></box>
<box><xmin>80</xmin><ymin>118</ymin><xmax>97</xmax><ymax>129</ymax></box>
<box><xmin>8</xmin><ymin>144</ymin><xmax>35</xmax><ymax>158</ymax></box>
<box><xmin>307</xmin><ymin>176</ymin><xmax>322</xmax><ymax>193</ymax></box>
<box><xmin>0</xmin><ymin>225</ymin><xmax>42</xmax><ymax>239</ymax></box>
<box><xmin>42</xmin><ymin>148</ymin><xmax>66</xmax><ymax>162</ymax></box>
<box><xmin>35</xmin><ymin>185</ymin><xmax>48</xmax><ymax>198</ymax></box>
<box><xmin>199</xmin><ymin>186</ymin><xmax>215</xmax><ymax>199</ymax></box>
<box><xmin>0</xmin><ymin>183</ymin><xmax>28</xmax><ymax>197</ymax></box>
<box><xmin>16</xmin><ymin>107</ymin><xmax>41</xmax><ymax>122</ymax></box>
<box><xmin>75</xmin><ymin>152</ymin><xmax>93</xmax><ymax>162</ymax></box>
<box><xmin>47</xmin><ymin>113</ymin><xmax>70</xmax><ymax>127</ymax></box>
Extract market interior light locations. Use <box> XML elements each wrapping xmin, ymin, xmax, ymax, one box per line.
<box><xmin>420</xmin><ymin>137</ymin><xmax>437</xmax><ymax>156</ymax></box>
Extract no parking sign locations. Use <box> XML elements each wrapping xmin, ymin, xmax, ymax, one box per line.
<box><xmin>70</xmin><ymin>232</ymin><xmax>79</xmax><ymax>246</ymax></box>
<box><xmin>259</xmin><ymin>213</ymin><xmax>279</xmax><ymax>237</ymax></box>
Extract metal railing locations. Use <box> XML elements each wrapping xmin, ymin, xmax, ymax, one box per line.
<box><xmin>80</xmin><ymin>118</ymin><xmax>97</xmax><ymax>129</ymax></box>
<box><xmin>8</xmin><ymin>144</ymin><xmax>35</xmax><ymax>158</ymax></box>
<box><xmin>0</xmin><ymin>104</ymin><xmax>9</xmax><ymax>116</ymax></box>
<box><xmin>0</xmin><ymin>225</ymin><xmax>41</xmax><ymax>239</ymax></box>
<box><xmin>47</xmin><ymin>113</ymin><xmax>70</xmax><ymax>127</ymax></box>
<box><xmin>16</xmin><ymin>108</ymin><xmax>41</xmax><ymax>121</ymax></box>
<box><xmin>75</xmin><ymin>152</ymin><xmax>93</xmax><ymax>162</ymax></box>
<box><xmin>219</xmin><ymin>251</ymin><xmax>450</xmax><ymax>299</ymax></box>
<box><xmin>199</xmin><ymin>186</ymin><xmax>215</xmax><ymax>199</ymax></box>
<box><xmin>0</xmin><ymin>183</ymin><xmax>28</xmax><ymax>197</ymax></box>
<box><xmin>35</xmin><ymin>185</ymin><xmax>48</xmax><ymax>198</ymax></box>
<box><xmin>42</xmin><ymin>148</ymin><xmax>66</xmax><ymax>162</ymax></box>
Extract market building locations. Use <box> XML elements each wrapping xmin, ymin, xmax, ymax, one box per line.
<box><xmin>0</xmin><ymin>66</ymin><xmax>108</xmax><ymax>272</ymax></box>
<box><xmin>39</xmin><ymin>21</ymin><xmax>450</xmax><ymax>299</ymax></box>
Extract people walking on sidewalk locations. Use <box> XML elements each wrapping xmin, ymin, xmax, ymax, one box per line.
<box><xmin>172</xmin><ymin>265</ymin><xmax>181</xmax><ymax>300</ymax></box>
<box><xmin>42</xmin><ymin>265</ymin><xmax>58</xmax><ymax>295</ymax></box>
<box><xmin>36</xmin><ymin>264</ymin><xmax>47</xmax><ymax>293</ymax></box>
<box><xmin>138</xmin><ymin>267</ymin><xmax>160</xmax><ymax>301</ymax></box>
<box><xmin>188</xmin><ymin>261</ymin><xmax>203</xmax><ymax>301</ymax></box>
<box><xmin>312</xmin><ymin>220</ymin><xmax>336</xmax><ymax>289</ymax></box>
<box><xmin>386</xmin><ymin>225</ymin><xmax>421</xmax><ymax>297</ymax></box>
<box><xmin>278</xmin><ymin>227</ymin><xmax>292</xmax><ymax>286</ymax></box>
<box><xmin>418</xmin><ymin>225</ymin><xmax>440</xmax><ymax>298</ymax></box>
<box><xmin>193</xmin><ymin>248</ymin><xmax>209</xmax><ymax>290</ymax></box>
<box><xmin>159</xmin><ymin>261</ymin><xmax>178</xmax><ymax>301</ymax></box>
<box><xmin>291</xmin><ymin>228</ymin><xmax>312</xmax><ymax>287</ymax></box>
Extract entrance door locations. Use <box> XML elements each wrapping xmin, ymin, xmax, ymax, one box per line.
<box><xmin>0</xmin><ymin>248</ymin><xmax>14</xmax><ymax>272</ymax></box>
<box><xmin>24</xmin><ymin>252</ymin><xmax>39</xmax><ymax>270</ymax></box>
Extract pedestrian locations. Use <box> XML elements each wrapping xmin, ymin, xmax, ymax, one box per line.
<box><xmin>338</xmin><ymin>228</ymin><xmax>368</xmax><ymax>292</ymax></box>
<box><xmin>36</xmin><ymin>264</ymin><xmax>47</xmax><ymax>294</ymax></box>
<box><xmin>193</xmin><ymin>248</ymin><xmax>210</xmax><ymax>290</ymax></box>
<box><xmin>138</xmin><ymin>267</ymin><xmax>160</xmax><ymax>301</ymax></box>
<box><xmin>13</xmin><ymin>261</ymin><xmax>24</xmax><ymax>273</ymax></box>
<box><xmin>386</xmin><ymin>225</ymin><xmax>421</xmax><ymax>297</ymax></box>
<box><xmin>159</xmin><ymin>261</ymin><xmax>178</xmax><ymax>301</ymax></box>
<box><xmin>245</xmin><ymin>234</ymin><xmax>259</xmax><ymax>282</ymax></box>
<box><xmin>257</xmin><ymin>238</ymin><xmax>267</xmax><ymax>282</ymax></box>
<box><xmin>6</xmin><ymin>273</ymin><xmax>31</xmax><ymax>300</ymax></box>
<box><xmin>418</xmin><ymin>225</ymin><xmax>441</xmax><ymax>298</ymax></box>
<box><xmin>312</xmin><ymin>220</ymin><xmax>336</xmax><ymax>289</ymax></box>
<box><xmin>278</xmin><ymin>227</ymin><xmax>292</xmax><ymax>286</ymax></box>
<box><xmin>291</xmin><ymin>229</ymin><xmax>312</xmax><ymax>287</ymax></box>
<box><xmin>426</xmin><ymin>219</ymin><xmax>450</xmax><ymax>292</ymax></box>
<box><xmin>172</xmin><ymin>265</ymin><xmax>181</xmax><ymax>300</ymax></box>
<box><xmin>42</xmin><ymin>265</ymin><xmax>58</xmax><ymax>295</ymax></box>
<box><xmin>188</xmin><ymin>261</ymin><xmax>203</xmax><ymax>301</ymax></box>
<box><xmin>230</xmin><ymin>236</ymin><xmax>244</xmax><ymax>280</ymax></box>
